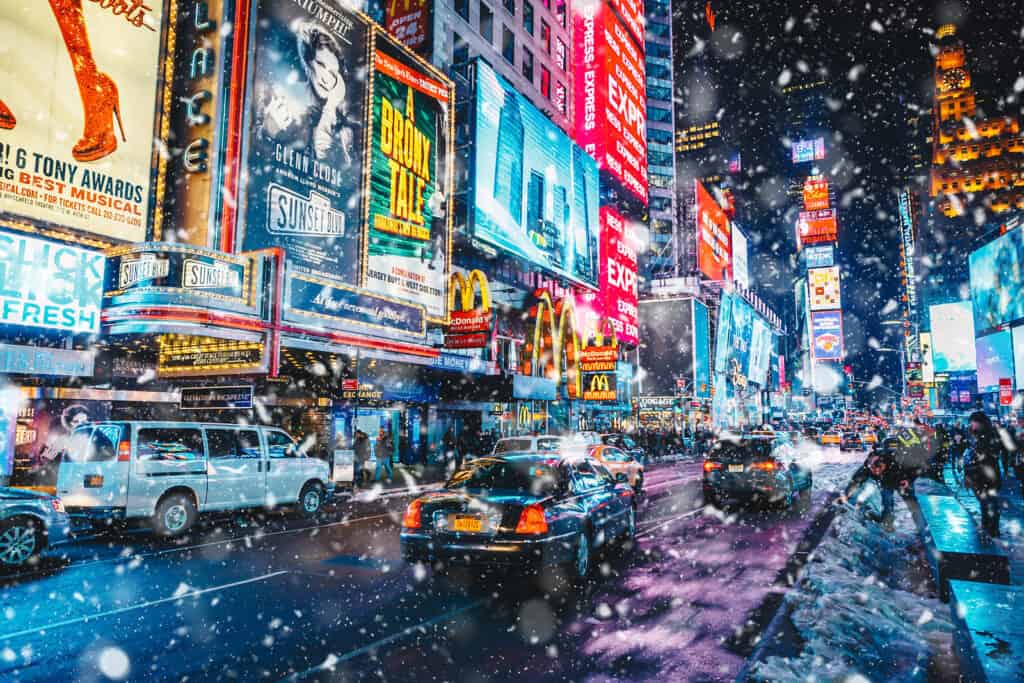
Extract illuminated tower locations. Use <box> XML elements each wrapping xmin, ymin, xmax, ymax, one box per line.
<box><xmin>930</xmin><ymin>24</ymin><xmax>1024</xmax><ymax>217</ymax></box>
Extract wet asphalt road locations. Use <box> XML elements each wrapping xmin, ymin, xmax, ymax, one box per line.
<box><xmin>0</xmin><ymin>449</ymin><xmax>860</xmax><ymax>683</ymax></box>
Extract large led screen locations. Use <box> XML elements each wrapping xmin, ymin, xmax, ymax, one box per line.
<box><xmin>713</xmin><ymin>292</ymin><xmax>754</xmax><ymax>379</ymax></box>
<box><xmin>976</xmin><ymin>329</ymin><xmax>1014</xmax><ymax>393</ymax></box>
<box><xmin>803</xmin><ymin>177</ymin><xmax>830</xmax><ymax>211</ymax></box>
<box><xmin>792</xmin><ymin>137</ymin><xmax>825</xmax><ymax>163</ymax></box>
<box><xmin>797</xmin><ymin>209</ymin><xmax>838</xmax><ymax>246</ymax></box>
<box><xmin>363</xmin><ymin>37</ymin><xmax>453</xmax><ymax>319</ymax></box>
<box><xmin>929</xmin><ymin>301</ymin><xmax>977</xmax><ymax>373</ymax></box>
<box><xmin>732</xmin><ymin>225</ymin><xmax>750</xmax><ymax>289</ymax></box>
<box><xmin>694</xmin><ymin>299</ymin><xmax>711</xmax><ymax>398</ymax></box>
<box><xmin>573</xmin><ymin>208</ymin><xmax>638</xmax><ymax>345</ymax></box>
<box><xmin>808</xmin><ymin>266</ymin><xmax>841</xmax><ymax>310</ymax></box>
<box><xmin>638</xmin><ymin>298</ymin><xmax>693</xmax><ymax>396</ymax></box>
<box><xmin>0</xmin><ymin>1</ymin><xmax>166</xmax><ymax>242</ymax></box>
<box><xmin>696</xmin><ymin>181</ymin><xmax>732</xmax><ymax>281</ymax></box>
<box><xmin>1014</xmin><ymin>326</ymin><xmax>1024</xmax><ymax>389</ymax></box>
<box><xmin>241</xmin><ymin>0</ymin><xmax>369</xmax><ymax>283</ymax></box>
<box><xmin>472</xmin><ymin>61</ymin><xmax>599</xmax><ymax>287</ymax></box>
<box><xmin>969</xmin><ymin>227</ymin><xmax>1024</xmax><ymax>334</ymax></box>
<box><xmin>748</xmin><ymin>317</ymin><xmax>773</xmax><ymax>386</ymax></box>
<box><xmin>385</xmin><ymin>0</ymin><xmax>433</xmax><ymax>56</ymax></box>
<box><xmin>810</xmin><ymin>310</ymin><xmax>843</xmax><ymax>361</ymax></box>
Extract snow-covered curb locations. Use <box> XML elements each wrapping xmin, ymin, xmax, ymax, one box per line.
<box><xmin>749</xmin><ymin>485</ymin><xmax>954</xmax><ymax>681</ymax></box>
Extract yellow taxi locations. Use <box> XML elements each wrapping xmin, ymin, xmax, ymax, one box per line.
<box><xmin>861</xmin><ymin>431</ymin><xmax>878</xmax><ymax>445</ymax></box>
<box><xmin>588</xmin><ymin>444</ymin><xmax>645</xmax><ymax>496</ymax></box>
<box><xmin>819</xmin><ymin>430</ymin><xmax>841</xmax><ymax>446</ymax></box>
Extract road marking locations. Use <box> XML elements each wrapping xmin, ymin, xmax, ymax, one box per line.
<box><xmin>645</xmin><ymin>474</ymin><xmax>695</xmax><ymax>491</ymax></box>
<box><xmin>287</xmin><ymin>599</ymin><xmax>486</xmax><ymax>680</ymax></box>
<box><xmin>636</xmin><ymin>508</ymin><xmax>704</xmax><ymax>538</ymax></box>
<box><xmin>0</xmin><ymin>570</ymin><xmax>288</xmax><ymax>641</ymax></box>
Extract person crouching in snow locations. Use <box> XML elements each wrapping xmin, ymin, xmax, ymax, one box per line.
<box><xmin>837</xmin><ymin>437</ymin><xmax>917</xmax><ymax>530</ymax></box>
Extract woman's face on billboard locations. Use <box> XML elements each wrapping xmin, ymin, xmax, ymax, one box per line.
<box><xmin>310</xmin><ymin>47</ymin><xmax>341</xmax><ymax>100</ymax></box>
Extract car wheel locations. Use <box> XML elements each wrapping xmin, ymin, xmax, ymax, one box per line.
<box><xmin>299</xmin><ymin>482</ymin><xmax>326</xmax><ymax>517</ymax></box>
<box><xmin>0</xmin><ymin>519</ymin><xmax>41</xmax><ymax>568</ymax></box>
<box><xmin>153</xmin><ymin>493</ymin><xmax>197</xmax><ymax>538</ymax></box>
<box><xmin>571</xmin><ymin>530</ymin><xmax>592</xmax><ymax>581</ymax></box>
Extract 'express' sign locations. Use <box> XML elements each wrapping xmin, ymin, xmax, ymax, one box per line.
<box><xmin>0</xmin><ymin>230</ymin><xmax>102</xmax><ymax>334</ymax></box>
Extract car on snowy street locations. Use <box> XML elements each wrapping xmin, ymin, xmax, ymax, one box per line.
<box><xmin>0</xmin><ymin>488</ymin><xmax>73</xmax><ymax>568</ymax></box>
<box><xmin>819</xmin><ymin>429</ymin><xmax>842</xmax><ymax>446</ymax></box>
<box><xmin>400</xmin><ymin>454</ymin><xmax>636</xmax><ymax>581</ymax></box>
<box><xmin>598</xmin><ymin>433</ymin><xmax>648</xmax><ymax>463</ymax></box>
<box><xmin>839</xmin><ymin>432</ymin><xmax>864</xmax><ymax>451</ymax></box>
<box><xmin>702</xmin><ymin>436</ymin><xmax>813</xmax><ymax>510</ymax></box>
<box><xmin>491</xmin><ymin>435</ymin><xmax>565</xmax><ymax>455</ymax></box>
<box><xmin>585</xmin><ymin>444</ymin><xmax>645</xmax><ymax>496</ymax></box>
<box><xmin>56</xmin><ymin>422</ymin><xmax>333</xmax><ymax>538</ymax></box>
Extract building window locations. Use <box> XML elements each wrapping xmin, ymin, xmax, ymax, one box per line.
<box><xmin>521</xmin><ymin>47</ymin><xmax>533</xmax><ymax>81</ymax></box>
<box><xmin>503</xmin><ymin>0</ymin><xmax>515</xmax><ymax>15</ymax></box>
<box><xmin>554</xmin><ymin>81</ymin><xmax>566</xmax><ymax>115</ymax></box>
<box><xmin>453</xmin><ymin>34</ymin><xmax>470</xmax><ymax>65</ymax></box>
<box><xmin>455</xmin><ymin>0</ymin><xmax>469</xmax><ymax>21</ymax></box>
<box><xmin>540</xmin><ymin>19</ymin><xmax>550</xmax><ymax>53</ymax></box>
<box><xmin>502</xmin><ymin>26</ymin><xmax>515</xmax><ymax>63</ymax></box>
<box><xmin>540</xmin><ymin>65</ymin><xmax>550</xmax><ymax>98</ymax></box>
<box><xmin>480</xmin><ymin>4</ymin><xmax>494</xmax><ymax>42</ymax></box>
<box><xmin>555</xmin><ymin>38</ymin><xmax>566</xmax><ymax>71</ymax></box>
<box><xmin>523</xmin><ymin>2</ymin><xmax>534</xmax><ymax>34</ymax></box>
<box><xmin>555</xmin><ymin>0</ymin><xmax>566</xmax><ymax>27</ymax></box>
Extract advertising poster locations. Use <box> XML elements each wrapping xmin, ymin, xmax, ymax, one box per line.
<box><xmin>472</xmin><ymin>60</ymin><xmax>599</xmax><ymax>287</ymax></box>
<box><xmin>748</xmin><ymin>318</ymin><xmax>772</xmax><ymax>386</ymax></box>
<box><xmin>791</xmin><ymin>137</ymin><xmax>825</xmax><ymax>163</ymax></box>
<box><xmin>803</xmin><ymin>177</ymin><xmax>830</xmax><ymax>211</ymax></box>
<box><xmin>573</xmin><ymin>1</ymin><xmax>648</xmax><ymax>204</ymax></box>
<box><xmin>0</xmin><ymin>230</ymin><xmax>103</xmax><ymax>334</ymax></box>
<box><xmin>976</xmin><ymin>329</ymin><xmax>1013</xmax><ymax>393</ymax></box>
<box><xmin>12</xmin><ymin>399</ymin><xmax>111</xmax><ymax>488</ymax></box>
<box><xmin>695</xmin><ymin>180</ymin><xmax>732</xmax><ymax>281</ymax></box>
<box><xmin>810</xmin><ymin>310</ymin><xmax>844</xmax><ymax>361</ymax></box>
<box><xmin>1014</xmin><ymin>326</ymin><xmax>1024</xmax><ymax>389</ymax></box>
<box><xmin>638</xmin><ymin>298</ymin><xmax>693</xmax><ymax>396</ymax></box>
<box><xmin>732</xmin><ymin>224</ymin><xmax>750</xmax><ymax>289</ymax></box>
<box><xmin>797</xmin><ymin>209</ymin><xmax>838</xmax><ymax>245</ymax></box>
<box><xmin>969</xmin><ymin>227</ymin><xmax>1024</xmax><ymax>334</ymax></box>
<box><xmin>0</xmin><ymin>1</ymin><xmax>166</xmax><ymax>242</ymax></box>
<box><xmin>364</xmin><ymin>38</ymin><xmax>452</xmax><ymax>319</ymax></box>
<box><xmin>808</xmin><ymin>266</ymin><xmax>841</xmax><ymax>310</ymax></box>
<box><xmin>384</xmin><ymin>0</ymin><xmax>433</xmax><ymax>56</ymax></box>
<box><xmin>241</xmin><ymin>0</ymin><xmax>369</xmax><ymax>284</ymax></box>
<box><xmin>803</xmin><ymin>244</ymin><xmax>834</xmax><ymax>269</ymax></box>
<box><xmin>599</xmin><ymin>206</ymin><xmax>639</xmax><ymax>344</ymax></box>
<box><xmin>693</xmin><ymin>299</ymin><xmax>711</xmax><ymax>398</ymax></box>
<box><xmin>929</xmin><ymin>301</ymin><xmax>977</xmax><ymax>373</ymax></box>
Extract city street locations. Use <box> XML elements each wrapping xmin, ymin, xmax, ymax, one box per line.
<box><xmin>0</xmin><ymin>449</ymin><xmax>861</xmax><ymax>682</ymax></box>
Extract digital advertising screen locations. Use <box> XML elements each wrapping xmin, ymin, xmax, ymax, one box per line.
<box><xmin>803</xmin><ymin>177</ymin><xmax>830</xmax><ymax>211</ymax></box>
<box><xmin>599</xmin><ymin>206</ymin><xmax>639</xmax><ymax>344</ymax></box>
<box><xmin>797</xmin><ymin>209</ymin><xmax>838</xmax><ymax>246</ymax></box>
<box><xmin>808</xmin><ymin>266</ymin><xmax>841</xmax><ymax>310</ymax></box>
<box><xmin>929</xmin><ymin>301</ymin><xmax>977</xmax><ymax>373</ymax></box>
<box><xmin>574</xmin><ymin>0</ymin><xmax>648</xmax><ymax>204</ymax></box>
<box><xmin>804</xmin><ymin>244</ymin><xmax>834</xmax><ymax>269</ymax></box>
<box><xmin>693</xmin><ymin>299</ymin><xmax>711</xmax><ymax>398</ymax></box>
<box><xmin>384</xmin><ymin>0</ymin><xmax>433</xmax><ymax>56</ymax></box>
<box><xmin>241</xmin><ymin>0</ymin><xmax>369</xmax><ymax>284</ymax></box>
<box><xmin>714</xmin><ymin>292</ymin><xmax>755</xmax><ymax>379</ymax></box>
<box><xmin>0</xmin><ymin>1</ymin><xmax>166</xmax><ymax>242</ymax></box>
<box><xmin>791</xmin><ymin>137</ymin><xmax>825</xmax><ymax>163</ymax></box>
<box><xmin>363</xmin><ymin>37</ymin><xmax>453</xmax><ymax>319</ymax></box>
<box><xmin>748</xmin><ymin>318</ymin><xmax>773</xmax><ymax>386</ymax></box>
<box><xmin>732</xmin><ymin>224</ymin><xmax>750</xmax><ymax>289</ymax></box>
<box><xmin>605</xmin><ymin>0</ymin><xmax>644</xmax><ymax>44</ymax></box>
<box><xmin>695</xmin><ymin>181</ymin><xmax>732</xmax><ymax>281</ymax></box>
<box><xmin>472</xmin><ymin>60</ymin><xmax>599</xmax><ymax>287</ymax></box>
<box><xmin>1013</xmin><ymin>326</ymin><xmax>1024</xmax><ymax>389</ymax></box>
<box><xmin>969</xmin><ymin>227</ymin><xmax>1024</xmax><ymax>334</ymax></box>
<box><xmin>810</xmin><ymin>310</ymin><xmax>843</xmax><ymax>361</ymax></box>
<box><xmin>638</xmin><ymin>298</ymin><xmax>693</xmax><ymax>396</ymax></box>
<box><xmin>976</xmin><ymin>329</ymin><xmax>1014</xmax><ymax>393</ymax></box>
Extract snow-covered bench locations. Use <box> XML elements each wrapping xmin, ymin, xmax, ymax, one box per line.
<box><xmin>949</xmin><ymin>580</ymin><xmax>1024</xmax><ymax>682</ymax></box>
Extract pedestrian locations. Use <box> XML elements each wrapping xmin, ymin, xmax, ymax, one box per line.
<box><xmin>443</xmin><ymin>428</ymin><xmax>459</xmax><ymax>472</ymax></box>
<box><xmin>376</xmin><ymin>427</ymin><xmax>393</xmax><ymax>483</ymax></box>
<box><xmin>457</xmin><ymin>429</ymin><xmax>472</xmax><ymax>470</ymax></box>
<box><xmin>838</xmin><ymin>437</ymin><xmax>916</xmax><ymax>529</ymax></box>
<box><xmin>930</xmin><ymin>424</ymin><xmax>949</xmax><ymax>483</ymax></box>
<box><xmin>353</xmin><ymin>430</ymin><xmax>371</xmax><ymax>487</ymax></box>
<box><xmin>965</xmin><ymin>411</ymin><xmax>1003</xmax><ymax>538</ymax></box>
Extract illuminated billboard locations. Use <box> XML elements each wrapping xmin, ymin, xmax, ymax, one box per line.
<box><xmin>384</xmin><ymin>0</ymin><xmax>433</xmax><ymax>56</ymax></box>
<box><xmin>929</xmin><ymin>301</ymin><xmax>976</xmax><ymax>373</ymax></box>
<box><xmin>694</xmin><ymin>300</ymin><xmax>711</xmax><ymax>398</ymax></box>
<box><xmin>363</xmin><ymin>37</ymin><xmax>454</xmax><ymax>319</ymax></box>
<box><xmin>732</xmin><ymin>224</ymin><xmax>750</xmax><ymax>289</ymax></box>
<box><xmin>0</xmin><ymin>230</ymin><xmax>103</xmax><ymax>334</ymax></box>
<box><xmin>472</xmin><ymin>60</ymin><xmax>599</xmax><ymax>286</ymax></box>
<box><xmin>803</xmin><ymin>177</ymin><xmax>830</xmax><ymax>211</ymax></box>
<box><xmin>606</xmin><ymin>0</ymin><xmax>644</xmax><ymax>44</ymax></box>
<box><xmin>808</xmin><ymin>266</ymin><xmax>841</xmax><ymax>311</ymax></box>
<box><xmin>810</xmin><ymin>310</ymin><xmax>843</xmax><ymax>361</ymax></box>
<box><xmin>1014</xmin><ymin>326</ymin><xmax>1024</xmax><ymax>389</ymax></box>
<box><xmin>0</xmin><ymin>1</ymin><xmax>166</xmax><ymax>242</ymax></box>
<box><xmin>976</xmin><ymin>329</ymin><xmax>1013</xmax><ymax>393</ymax></box>
<box><xmin>804</xmin><ymin>244</ymin><xmax>834</xmax><ymax>269</ymax></box>
<box><xmin>574</xmin><ymin>0</ymin><xmax>648</xmax><ymax>204</ymax></box>
<box><xmin>797</xmin><ymin>209</ymin><xmax>838</xmax><ymax>246</ymax></box>
<box><xmin>241</xmin><ymin>0</ymin><xmax>369</xmax><ymax>284</ymax></box>
<box><xmin>695</xmin><ymin>181</ymin><xmax>731</xmax><ymax>281</ymax></box>
<box><xmin>638</xmin><ymin>298</ymin><xmax>693</xmax><ymax>396</ymax></box>
<box><xmin>969</xmin><ymin>227</ymin><xmax>1024</xmax><ymax>334</ymax></box>
<box><xmin>792</xmin><ymin>137</ymin><xmax>825</xmax><ymax>163</ymax></box>
<box><xmin>599</xmin><ymin>206</ymin><xmax>639</xmax><ymax>344</ymax></box>
<box><xmin>748</xmin><ymin>317</ymin><xmax>773</xmax><ymax>386</ymax></box>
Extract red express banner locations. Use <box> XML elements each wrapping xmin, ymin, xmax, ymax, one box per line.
<box><xmin>605</xmin><ymin>0</ymin><xmax>644</xmax><ymax>45</ymax></box>
<box><xmin>797</xmin><ymin>209</ymin><xmax>838</xmax><ymax>245</ymax></box>
<box><xmin>695</xmin><ymin>181</ymin><xmax>732</xmax><ymax>281</ymax></box>
<box><xmin>574</xmin><ymin>2</ymin><xmax>648</xmax><ymax>204</ymax></box>
<box><xmin>600</xmin><ymin>206</ymin><xmax>639</xmax><ymax>344</ymax></box>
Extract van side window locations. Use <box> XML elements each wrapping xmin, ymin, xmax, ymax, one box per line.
<box><xmin>90</xmin><ymin>425</ymin><xmax>121</xmax><ymax>462</ymax></box>
<box><xmin>267</xmin><ymin>431</ymin><xmax>298</xmax><ymax>459</ymax></box>
<box><xmin>238</xmin><ymin>431</ymin><xmax>261</xmax><ymax>459</ymax></box>
<box><xmin>206</xmin><ymin>430</ymin><xmax>238</xmax><ymax>459</ymax></box>
<box><xmin>138</xmin><ymin>429</ymin><xmax>205</xmax><ymax>462</ymax></box>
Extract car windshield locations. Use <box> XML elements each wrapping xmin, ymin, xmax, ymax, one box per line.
<box><xmin>536</xmin><ymin>437</ymin><xmax>562</xmax><ymax>451</ymax></box>
<box><xmin>446</xmin><ymin>458</ymin><xmax>561</xmax><ymax>496</ymax></box>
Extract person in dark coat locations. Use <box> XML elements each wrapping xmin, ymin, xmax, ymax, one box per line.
<box><xmin>839</xmin><ymin>438</ymin><xmax>917</xmax><ymax>526</ymax></box>
<box><xmin>353</xmin><ymin>430</ymin><xmax>371</xmax><ymax>487</ymax></box>
<box><xmin>443</xmin><ymin>428</ymin><xmax>459</xmax><ymax>472</ymax></box>
<box><xmin>966</xmin><ymin>412</ymin><xmax>1003</xmax><ymax>537</ymax></box>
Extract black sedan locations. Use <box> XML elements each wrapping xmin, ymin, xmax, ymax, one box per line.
<box><xmin>702</xmin><ymin>436</ymin><xmax>813</xmax><ymax>509</ymax></box>
<box><xmin>400</xmin><ymin>454</ymin><xmax>636</xmax><ymax>581</ymax></box>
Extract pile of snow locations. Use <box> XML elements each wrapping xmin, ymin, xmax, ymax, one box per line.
<box><xmin>750</xmin><ymin>486</ymin><xmax>953</xmax><ymax>682</ymax></box>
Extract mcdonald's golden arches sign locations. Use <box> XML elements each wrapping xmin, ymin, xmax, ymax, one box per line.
<box><xmin>445</xmin><ymin>270</ymin><xmax>492</xmax><ymax>348</ymax></box>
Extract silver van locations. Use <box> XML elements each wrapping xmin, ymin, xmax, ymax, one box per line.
<box><xmin>56</xmin><ymin>422</ymin><xmax>333</xmax><ymax>537</ymax></box>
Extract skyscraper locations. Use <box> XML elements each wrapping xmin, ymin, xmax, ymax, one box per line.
<box><xmin>494</xmin><ymin>87</ymin><xmax>525</xmax><ymax>224</ymax></box>
<box><xmin>643</xmin><ymin>0</ymin><xmax>677</xmax><ymax>284</ymax></box>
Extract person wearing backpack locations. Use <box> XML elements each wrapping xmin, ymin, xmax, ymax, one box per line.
<box><xmin>966</xmin><ymin>411</ymin><xmax>1003</xmax><ymax>538</ymax></box>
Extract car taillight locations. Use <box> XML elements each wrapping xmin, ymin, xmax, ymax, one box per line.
<box><xmin>117</xmin><ymin>441</ymin><xmax>131</xmax><ymax>462</ymax></box>
<box><xmin>51</xmin><ymin>498</ymin><xmax>65</xmax><ymax>513</ymax></box>
<box><xmin>750</xmin><ymin>461</ymin><xmax>777</xmax><ymax>471</ymax></box>
<box><xmin>402</xmin><ymin>500</ymin><xmax>422</xmax><ymax>529</ymax></box>
<box><xmin>703</xmin><ymin>461</ymin><xmax>722</xmax><ymax>472</ymax></box>
<box><xmin>515</xmin><ymin>504</ymin><xmax>549</xmax><ymax>535</ymax></box>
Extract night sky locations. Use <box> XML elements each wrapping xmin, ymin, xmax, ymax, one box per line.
<box><xmin>673</xmin><ymin>0</ymin><xmax>1024</xmax><ymax>397</ymax></box>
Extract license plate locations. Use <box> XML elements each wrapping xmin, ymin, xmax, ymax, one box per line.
<box><xmin>452</xmin><ymin>516</ymin><xmax>483</xmax><ymax>533</ymax></box>
<box><xmin>84</xmin><ymin>474</ymin><xmax>104</xmax><ymax>488</ymax></box>
<box><xmin>728</xmin><ymin>464</ymin><xmax>745</xmax><ymax>473</ymax></box>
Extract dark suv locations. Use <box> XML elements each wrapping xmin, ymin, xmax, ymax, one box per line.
<box><xmin>702</xmin><ymin>436</ymin><xmax>812</xmax><ymax>509</ymax></box>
